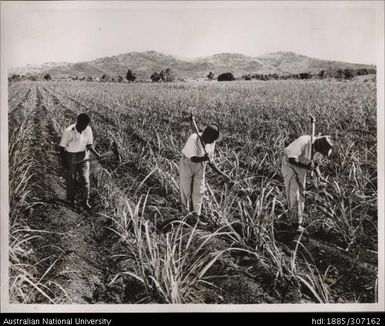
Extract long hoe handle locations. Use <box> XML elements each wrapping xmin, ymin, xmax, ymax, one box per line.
<box><xmin>310</xmin><ymin>115</ymin><xmax>316</xmax><ymax>177</ymax></box>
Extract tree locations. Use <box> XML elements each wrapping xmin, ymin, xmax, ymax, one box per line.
<box><xmin>117</xmin><ymin>75</ymin><xmax>124</xmax><ymax>82</ymax></box>
<box><xmin>9</xmin><ymin>74</ymin><xmax>20</xmax><ymax>83</ymax></box>
<box><xmin>343</xmin><ymin>68</ymin><xmax>354</xmax><ymax>80</ymax></box>
<box><xmin>336</xmin><ymin>68</ymin><xmax>344</xmax><ymax>80</ymax></box>
<box><xmin>356</xmin><ymin>69</ymin><xmax>368</xmax><ymax>76</ymax></box>
<box><xmin>217</xmin><ymin>72</ymin><xmax>235</xmax><ymax>81</ymax></box>
<box><xmin>11</xmin><ymin>74</ymin><xmax>21</xmax><ymax>82</ymax></box>
<box><xmin>318</xmin><ymin>70</ymin><xmax>325</xmax><ymax>79</ymax></box>
<box><xmin>164</xmin><ymin>68</ymin><xmax>174</xmax><ymax>82</ymax></box>
<box><xmin>151</xmin><ymin>72</ymin><xmax>161</xmax><ymax>82</ymax></box>
<box><xmin>44</xmin><ymin>73</ymin><xmax>51</xmax><ymax>81</ymax></box>
<box><xmin>299</xmin><ymin>72</ymin><xmax>311</xmax><ymax>80</ymax></box>
<box><xmin>101</xmin><ymin>74</ymin><xmax>111</xmax><ymax>82</ymax></box>
<box><xmin>159</xmin><ymin>70</ymin><xmax>165</xmax><ymax>82</ymax></box>
<box><xmin>207</xmin><ymin>72</ymin><xmax>214</xmax><ymax>80</ymax></box>
<box><xmin>126</xmin><ymin>69</ymin><xmax>136</xmax><ymax>82</ymax></box>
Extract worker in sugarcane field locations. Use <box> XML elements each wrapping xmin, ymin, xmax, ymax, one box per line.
<box><xmin>281</xmin><ymin>134</ymin><xmax>333</xmax><ymax>233</ymax></box>
<box><xmin>179</xmin><ymin>123</ymin><xmax>220</xmax><ymax>220</ymax></box>
<box><xmin>59</xmin><ymin>113</ymin><xmax>101</xmax><ymax>209</ymax></box>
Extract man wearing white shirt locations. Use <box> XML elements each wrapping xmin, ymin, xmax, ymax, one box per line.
<box><xmin>282</xmin><ymin>135</ymin><xmax>333</xmax><ymax>232</ymax></box>
<box><xmin>59</xmin><ymin>113</ymin><xmax>100</xmax><ymax>209</ymax></box>
<box><xmin>179</xmin><ymin>124</ymin><xmax>219</xmax><ymax>217</ymax></box>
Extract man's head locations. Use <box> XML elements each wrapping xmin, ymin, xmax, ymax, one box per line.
<box><xmin>314</xmin><ymin>136</ymin><xmax>333</xmax><ymax>157</ymax></box>
<box><xmin>202</xmin><ymin>124</ymin><xmax>220</xmax><ymax>144</ymax></box>
<box><xmin>76</xmin><ymin>113</ymin><xmax>91</xmax><ymax>132</ymax></box>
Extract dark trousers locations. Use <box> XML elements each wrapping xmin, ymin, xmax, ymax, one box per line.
<box><xmin>65</xmin><ymin>151</ymin><xmax>90</xmax><ymax>203</ymax></box>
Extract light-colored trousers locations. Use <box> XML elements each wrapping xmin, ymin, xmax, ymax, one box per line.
<box><xmin>179</xmin><ymin>155</ymin><xmax>206</xmax><ymax>216</ymax></box>
<box><xmin>65</xmin><ymin>151</ymin><xmax>90</xmax><ymax>203</ymax></box>
<box><xmin>281</xmin><ymin>155</ymin><xmax>306</xmax><ymax>225</ymax></box>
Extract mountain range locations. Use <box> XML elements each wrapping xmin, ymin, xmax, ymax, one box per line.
<box><xmin>9</xmin><ymin>51</ymin><xmax>375</xmax><ymax>80</ymax></box>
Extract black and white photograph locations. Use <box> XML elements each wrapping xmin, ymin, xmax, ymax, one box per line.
<box><xmin>1</xmin><ymin>0</ymin><xmax>384</xmax><ymax>313</ymax></box>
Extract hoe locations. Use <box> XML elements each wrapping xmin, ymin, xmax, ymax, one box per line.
<box><xmin>72</xmin><ymin>141</ymin><xmax>120</xmax><ymax>165</ymax></box>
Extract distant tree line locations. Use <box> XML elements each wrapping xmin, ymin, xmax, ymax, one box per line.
<box><xmin>9</xmin><ymin>66</ymin><xmax>376</xmax><ymax>84</ymax></box>
<box><xmin>8</xmin><ymin>74</ymin><xmax>37</xmax><ymax>83</ymax></box>
<box><xmin>241</xmin><ymin>68</ymin><xmax>376</xmax><ymax>81</ymax></box>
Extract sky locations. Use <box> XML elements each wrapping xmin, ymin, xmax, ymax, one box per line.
<box><xmin>1</xmin><ymin>1</ymin><xmax>383</xmax><ymax>68</ymax></box>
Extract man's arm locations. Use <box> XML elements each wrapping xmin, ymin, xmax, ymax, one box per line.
<box><xmin>191</xmin><ymin>154</ymin><xmax>209</xmax><ymax>163</ymax></box>
<box><xmin>86</xmin><ymin>127</ymin><xmax>101</xmax><ymax>158</ymax></box>
<box><xmin>86</xmin><ymin>144</ymin><xmax>101</xmax><ymax>158</ymax></box>
<box><xmin>314</xmin><ymin>165</ymin><xmax>329</xmax><ymax>183</ymax></box>
<box><xmin>288</xmin><ymin>158</ymin><xmax>313</xmax><ymax>171</ymax></box>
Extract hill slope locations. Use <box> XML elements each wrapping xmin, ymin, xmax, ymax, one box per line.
<box><xmin>9</xmin><ymin>51</ymin><xmax>375</xmax><ymax>80</ymax></box>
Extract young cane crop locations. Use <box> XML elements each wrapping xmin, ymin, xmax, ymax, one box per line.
<box><xmin>9</xmin><ymin>79</ymin><xmax>377</xmax><ymax>303</ymax></box>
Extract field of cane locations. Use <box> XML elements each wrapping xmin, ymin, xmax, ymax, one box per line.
<box><xmin>8</xmin><ymin>78</ymin><xmax>377</xmax><ymax>305</ymax></box>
